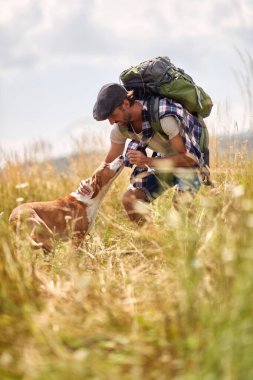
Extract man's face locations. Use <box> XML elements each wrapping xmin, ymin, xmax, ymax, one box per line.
<box><xmin>108</xmin><ymin>102</ymin><xmax>131</xmax><ymax>127</ymax></box>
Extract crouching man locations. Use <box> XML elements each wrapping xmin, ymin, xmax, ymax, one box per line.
<box><xmin>93</xmin><ymin>83</ymin><xmax>209</xmax><ymax>224</ymax></box>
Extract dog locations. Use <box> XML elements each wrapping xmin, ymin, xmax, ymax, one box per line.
<box><xmin>9</xmin><ymin>156</ymin><xmax>124</xmax><ymax>252</ymax></box>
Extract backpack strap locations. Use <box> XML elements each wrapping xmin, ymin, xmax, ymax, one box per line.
<box><xmin>118</xmin><ymin>122</ymin><xmax>132</xmax><ymax>138</ymax></box>
<box><xmin>118</xmin><ymin>97</ymin><xmax>167</xmax><ymax>139</ymax></box>
<box><xmin>147</xmin><ymin>96</ymin><xmax>164</xmax><ymax>134</ymax></box>
<box><xmin>147</xmin><ymin>97</ymin><xmax>171</xmax><ymax>145</ymax></box>
<box><xmin>196</xmin><ymin>115</ymin><xmax>210</xmax><ymax>166</ymax></box>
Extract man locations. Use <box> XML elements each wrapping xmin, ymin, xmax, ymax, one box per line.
<box><xmin>93</xmin><ymin>83</ymin><xmax>207</xmax><ymax>224</ymax></box>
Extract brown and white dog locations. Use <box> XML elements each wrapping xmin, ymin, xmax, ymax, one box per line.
<box><xmin>9</xmin><ymin>156</ymin><xmax>124</xmax><ymax>251</ymax></box>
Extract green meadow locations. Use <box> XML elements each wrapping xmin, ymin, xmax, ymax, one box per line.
<box><xmin>1</xmin><ymin>132</ymin><xmax>253</xmax><ymax>380</ymax></box>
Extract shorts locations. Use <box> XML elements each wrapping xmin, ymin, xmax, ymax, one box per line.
<box><xmin>128</xmin><ymin>168</ymin><xmax>201</xmax><ymax>202</ymax></box>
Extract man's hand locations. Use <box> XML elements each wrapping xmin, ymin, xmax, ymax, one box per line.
<box><xmin>127</xmin><ymin>150</ymin><xmax>151</xmax><ymax>167</ymax></box>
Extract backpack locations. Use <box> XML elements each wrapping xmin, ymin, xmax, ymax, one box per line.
<box><xmin>119</xmin><ymin>56</ymin><xmax>211</xmax><ymax>167</ymax></box>
<box><xmin>120</xmin><ymin>56</ymin><xmax>213</xmax><ymax>118</ymax></box>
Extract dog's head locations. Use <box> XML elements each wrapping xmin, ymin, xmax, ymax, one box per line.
<box><xmin>73</xmin><ymin>156</ymin><xmax>124</xmax><ymax>200</ymax></box>
<box><xmin>91</xmin><ymin>155</ymin><xmax>124</xmax><ymax>198</ymax></box>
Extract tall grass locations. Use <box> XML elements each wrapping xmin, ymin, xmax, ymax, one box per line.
<box><xmin>1</xmin><ymin>136</ymin><xmax>253</xmax><ymax>380</ymax></box>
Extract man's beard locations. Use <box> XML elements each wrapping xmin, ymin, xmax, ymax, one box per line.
<box><xmin>118</xmin><ymin>110</ymin><xmax>131</xmax><ymax>128</ymax></box>
<box><xmin>118</xmin><ymin>121</ymin><xmax>128</xmax><ymax>128</ymax></box>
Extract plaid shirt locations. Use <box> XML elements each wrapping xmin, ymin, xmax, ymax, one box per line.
<box><xmin>124</xmin><ymin>97</ymin><xmax>204</xmax><ymax>165</ymax></box>
<box><xmin>123</xmin><ymin>97</ymin><xmax>206</xmax><ymax>187</ymax></box>
<box><xmin>158</xmin><ymin>98</ymin><xmax>203</xmax><ymax>162</ymax></box>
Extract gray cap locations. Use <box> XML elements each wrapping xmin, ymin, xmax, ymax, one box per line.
<box><xmin>93</xmin><ymin>83</ymin><xmax>127</xmax><ymax>121</ymax></box>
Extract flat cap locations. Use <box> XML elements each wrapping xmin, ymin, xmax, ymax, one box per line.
<box><xmin>93</xmin><ymin>83</ymin><xmax>127</xmax><ymax>121</ymax></box>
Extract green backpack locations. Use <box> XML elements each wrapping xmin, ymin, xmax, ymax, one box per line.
<box><xmin>120</xmin><ymin>56</ymin><xmax>213</xmax><ymax>118</ymax></box>
<box><xmin>119</xmin><ymin>56</ymin><xmax>211</xmax><ymax>166</ymax></box>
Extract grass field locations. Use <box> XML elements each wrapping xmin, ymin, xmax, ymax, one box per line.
<box><xmin>1</xmin><ymin>136</ymin><xmax>253</xmax><ymax>380</ymax></box>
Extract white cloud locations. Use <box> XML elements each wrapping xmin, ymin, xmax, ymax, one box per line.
<box><xmin>0</xmin><ymin>0</ymin><xmax>252</xmax><ymax>75</ymax></box>
<box><xmin>0</xmin><ymin>0</ymin><xmax>31</xmax><ymax>25</ymax></box>
<box><xmin>88</xmin><ymin>0</ymin><xmax>253</xmax><ymax>39</ymax></box>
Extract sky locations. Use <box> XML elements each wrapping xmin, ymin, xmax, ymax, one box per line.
<box><xmin>0</xmin><ymin>0</ymin><xmax>253</xmax><ymax>164</ymax></box>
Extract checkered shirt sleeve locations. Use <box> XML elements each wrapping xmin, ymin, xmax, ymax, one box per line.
<box><xmin>158</xmin><ymin>98</ymin><xmax>204</xmax><ymax>164</ymax></box>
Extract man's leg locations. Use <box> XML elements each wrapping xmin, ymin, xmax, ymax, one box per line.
<box><xmin>122</xmin><ymin>171</ymin><xmax>171</xmax><ymax>224</ymax></box>
<box><xmin>122</xmin><ymin>188</ymin><xmax>150</xmax><ymax>225</ymax></box>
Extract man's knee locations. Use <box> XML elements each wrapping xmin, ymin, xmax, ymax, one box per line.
<box><xmin>122</xmin><ymin>188</ymin><xmax>150</xmax><ymax>224</ymax></box>
<box><xmin>122</xmin><ymin>188</ymin><xmax>147</xmax><ymax>210</ymax></box>
<box><xmin>122</xmin><ymin>190</ymin><xmax>134</xmax><ymax>210</ymax></box>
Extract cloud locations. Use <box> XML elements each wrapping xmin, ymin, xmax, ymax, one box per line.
<box><xmin>0</xmin><ymin>0</ymin><xmax>252</xmax><ymax>76</ymax></box>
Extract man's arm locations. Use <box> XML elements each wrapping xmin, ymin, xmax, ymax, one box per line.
<box><xmin>104</xmin><ymin>142</ymin><xmax>125</xmax><ymax>163</ymax></box>
<box><xmin>127</xmin><ymin>134</ymin><xmax>196</xmax><ymax>168</ymax></box>
<box><xmin>127</xmin><ymin>150</ymin><xmax>195</xmax><ymax>168</ymax></box>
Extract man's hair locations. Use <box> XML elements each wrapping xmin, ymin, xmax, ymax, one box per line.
<box><xmin>126</xmin><ymin>90</ymin><xmax>135</xmax><ymax>106</ymax></box>
<box><xmin>118</xmin><ymin>90</ymin><xmax>135</xmax><ymax>111</ymax></box>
